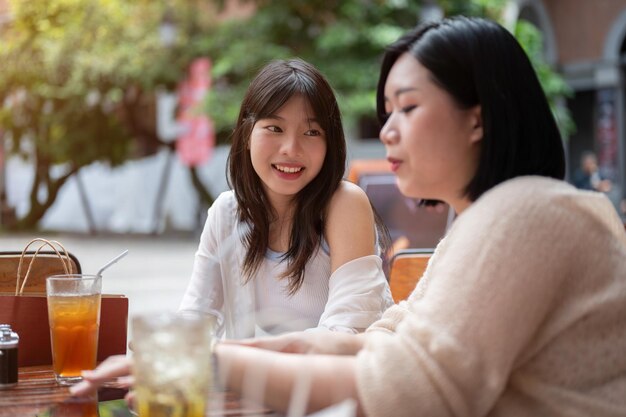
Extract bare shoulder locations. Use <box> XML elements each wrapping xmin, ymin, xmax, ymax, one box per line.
<box><xmin>326</xmin><ymin>181</ymin><xmax>373</xmax><ymax>218</ymax></box>
<box><xmin>325</xmin><ymin>181</ymin><xmax>377</xmax><ymax>270</ymax></box>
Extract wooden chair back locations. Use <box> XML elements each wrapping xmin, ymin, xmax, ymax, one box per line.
<box><xmin>0</xmin><ymin>251</ymin><xmax>81</xmax><ymax>294</ymax></box>
<box><xmin>389</xmin><ymin>249</ymin><xmax>433</xmax><ymax>303</ymax></box>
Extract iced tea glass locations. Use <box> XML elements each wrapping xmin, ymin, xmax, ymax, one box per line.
<box><xmin>46</xmin><ymin>274</ymin><xmax>102</xmax><ymax>386</ymax></box>
<box><xmin>132</xmin><ymin>313</ymin><xmax>214</xmax><ymax>417</ymax></box>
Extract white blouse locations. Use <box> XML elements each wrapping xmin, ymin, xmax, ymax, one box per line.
<box><xmin>179</xmin><ymin>191</ymin><xmax>393</xmax><ymax>338</ymax></box>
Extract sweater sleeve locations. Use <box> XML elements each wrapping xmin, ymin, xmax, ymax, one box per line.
<box><xmin>179</xmin><ymin>192</ymin><xmax>232</xmax><ymax>335</ymax></box>
<box><xmin>316</xmin><ymin>255</ymin><xmax>394</xmax><ymax>333</ymax></box>
<box><xmin>355</xmin><ymin>179</ymin><xmax>585</xmax><ymax>417</ymax></box>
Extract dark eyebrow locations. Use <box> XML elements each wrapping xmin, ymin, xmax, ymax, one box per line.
<box><xmin>260</xmin><ymin>116</ymin><xmax>320</xmax><ymax>124</ymax></box>
<box><xmin>384</xmin><ymin>87</ymin><xmax>419</xmax><ymax>102</ymax></box>
<box><xmin>395</xmin><ymin>87</ymin><xmax>418</xmax><ymax>97</ymax></box>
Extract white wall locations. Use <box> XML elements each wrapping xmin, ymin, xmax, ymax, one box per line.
<box><xmin>6</xmin><ymin>146</ymin><xmax>229</xmax><ymax>233</ymax></box>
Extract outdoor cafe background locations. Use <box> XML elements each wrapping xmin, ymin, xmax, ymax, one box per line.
<box><xmin>1</xmin><ymin>56</ymin><xmax>386</xmax><ymax>236</ymax></box>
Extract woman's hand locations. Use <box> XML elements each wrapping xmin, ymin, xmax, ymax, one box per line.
<box><xmin>69</xmin><ymin>355</ymin><xmax>134</xmax><ymax>397</ymax></box>
<box><xmin>227</xmin><ymin>330</ymin><xmax>367</xmax><ymax>356</ymax></box>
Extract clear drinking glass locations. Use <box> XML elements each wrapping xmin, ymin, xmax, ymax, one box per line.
<box><xmin>131</xmin><ymin>312</ymin><xmax>214</xmax><ymax>417</ymax></box>
<box><xmin>46</xmin><ymin>274</ymin><xmax>102</xmax><ymax>385</ymax></box>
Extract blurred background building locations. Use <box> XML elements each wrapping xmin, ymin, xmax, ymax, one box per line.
<box><xmin>514</xmin><ymin>0</ymin><xmax>626</xmax><ymax>211</ymax></box>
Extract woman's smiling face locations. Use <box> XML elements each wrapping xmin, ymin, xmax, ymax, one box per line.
<box><xmin>249</xmin><ymin>94</ymin><xmax>327</xmax><ymax>207</ymax></box>
<box><xmin>379</xmin><ymin>53</ymin><xmax>482</xmax><ymax>213</ymax></box>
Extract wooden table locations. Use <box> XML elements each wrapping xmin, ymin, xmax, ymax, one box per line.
<box><xmin>0</xmin><ymin>366</ymin><xmax>280</xmax><ymax>417</ymax></box>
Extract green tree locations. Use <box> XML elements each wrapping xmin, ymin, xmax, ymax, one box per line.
<box><xmin>0</xmin><ymin>0</ymin><xmax>212</xmax><ymax>229</ymax></box>
<box><xmin>513</xmin><ymin>20</ymin><xmax>574</xmax><ymax>136</ymax></box>
<box><xmin>204</xmin><ymin>0</ymin><xmax>572</xmax><ymax>139</ymax></box>
<box><xmin>202</xmin><ymin>0</ymin><xmax>422</xmax><ymax>140</ymax></box>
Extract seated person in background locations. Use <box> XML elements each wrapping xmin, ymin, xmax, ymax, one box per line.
<box><xmin>573</xmin><ymin>150</ymin><xmax>612</xmax><ymax>193</ymax></box>
<box><xmin>72</xmin><ymin>17</ymin><xmax>626</xmax><ymax>417</ymax></box>
<box><xmin>179</xmin><ymin>58</ymin><xmax>392</xmax><ymax>338</ymax></box>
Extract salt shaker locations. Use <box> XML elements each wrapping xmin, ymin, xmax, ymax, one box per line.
<box><xmin>0</xmin><ymin>324</ymin><xmax>18</xmax><ymax>389</ymax></box>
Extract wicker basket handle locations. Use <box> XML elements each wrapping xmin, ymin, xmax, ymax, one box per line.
<box><xmin>16</xmin><ymin>238</ymin><xmax>71</xmax><ymax>295</ymax></box>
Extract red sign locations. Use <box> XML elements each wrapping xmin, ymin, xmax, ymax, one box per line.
<box><xmin>176</xmin><ymin>58</ymin><xmax>215</xmax><ymax>167</ymax></box>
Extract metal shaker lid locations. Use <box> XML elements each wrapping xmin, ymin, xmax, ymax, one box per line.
<box><xmin>0</xmin><ymin>324</ymin><xmax>18</xmax><ymax>348</ymax></box>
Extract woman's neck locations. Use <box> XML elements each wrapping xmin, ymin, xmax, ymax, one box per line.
<box><xmin>268</xmin><ymin>201</ymin><xmax>295</xmax><ymax>253</ymax></box>
<box><xmin>449</xmin><ymin>195</ymin><xmax>473</xmax><ymax>216</ymax></box>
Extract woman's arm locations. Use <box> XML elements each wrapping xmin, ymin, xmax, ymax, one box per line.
<box><xmin>178</xmin><ymin>192</ymin><xmax>234</xmax><ymax>334</ymax></box>
<box><xmin>316</xmin><ymin>255</ymin><xmax>393</xmax><ymax>332</ymax></box>
<box><xmin>70</xmin><ymin>346</ymin><xmax>365</xmax><ymax>416</ymax></box>
<box><xmin>230</xmin><ymin>330</ymin><xmax>368</xmax><ymax>355</ymax></box>
<box><xmin>317</xmin><ymin>182</ymin><xmax>394</xmax><ymax>332</ymax></box>
<box><xmin>216</xmin><ymin>344</ymin><xmax>364</xmax><ymax>416</ymax></box>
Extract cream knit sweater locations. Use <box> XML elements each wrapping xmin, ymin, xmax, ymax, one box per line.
<box><xmin>356</xmin><ymin>176</ymin><xmax>626</xmax><ymax>417</ymax></box>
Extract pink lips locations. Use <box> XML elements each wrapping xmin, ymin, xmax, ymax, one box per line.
<box><xmin>387</xmin><ymin>158</ymin><xmax>401</xmax><ymax>172</ymax></box>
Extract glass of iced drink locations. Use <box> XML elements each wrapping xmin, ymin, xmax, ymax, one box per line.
<box><xmin>131</xmin><ymin>312</ymin><xmax>214</xmax><ymax>417</ymax></box>
<box><xmin>46</xmin><ymin>274</ymin><xmax>102</xmax><ymax>386</ymax></box>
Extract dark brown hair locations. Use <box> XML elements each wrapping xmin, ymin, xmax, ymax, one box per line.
<box><xmin>227</xmin><ymin>59</ymin><xmax>346</xmax><ymax>295</ymax></box>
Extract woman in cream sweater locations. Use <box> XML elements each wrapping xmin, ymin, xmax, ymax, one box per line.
<box><xmin>214</xmin><ymin>16</ymin><xmax>626</xmax><ymax>417</ymax></box>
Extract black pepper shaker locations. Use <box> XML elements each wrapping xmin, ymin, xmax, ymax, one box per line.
<box><xmin>0</xmin><ymin>324</ymin><xmax>18</xmax><ymax>389</ymax></box>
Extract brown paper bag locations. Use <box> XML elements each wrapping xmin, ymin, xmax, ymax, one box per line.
<box><xmin>0</xmin><ymin>239</ymin><xmax>128</xmax><ymax>367</ymax></box>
